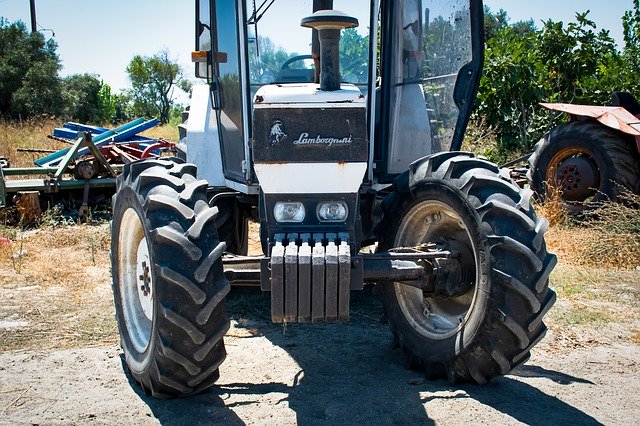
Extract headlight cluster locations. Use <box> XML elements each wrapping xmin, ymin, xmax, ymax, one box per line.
<box><xmin>273</xmin><ymin>201</ymin><xmax>348</xmax><ymax>223</ymax></box>
<box><xmin>273</xmin><ymin>202</ymin><xmax>306</xmax><ymax>223</ymax></box>
<box><xmin>317</xmin><ymin>201</ymin><xmax>348</xmax><ymax>222</ymax></box>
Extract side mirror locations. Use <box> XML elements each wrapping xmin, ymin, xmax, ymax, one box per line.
<box><xmin>215</xmin><ymin>52</ymin><xmax>228</xmax><ymax>64</ymax></box>
<box><xmin>197</xmin><ymin>21</ymin><xmax>210</xmax><ymax>37</ymax></box>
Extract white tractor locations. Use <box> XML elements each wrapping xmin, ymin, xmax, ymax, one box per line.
<box><xmin>110</xmin><ymin>0</ymin><xmax>556</xmax><ymax>397</ymax></box>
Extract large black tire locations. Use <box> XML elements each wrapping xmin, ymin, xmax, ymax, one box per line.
<box><xmin>214</xmin><ymin>198</ymin><xmax>249</xmax><ymax>255</ymax></box>
<box><xmin>377</xmin><ymin>152</ymin><xmax>557</xmax><ymax>384</ymax></box>
<box><xmin>111</xmin><ymin>158</ymin><xmax>230</xmax><ymax>397</ymax></box>
<box><xmin>527</xmin><ymin>121</ymin><xmax>640</xmax><ymax>213</ymax></box>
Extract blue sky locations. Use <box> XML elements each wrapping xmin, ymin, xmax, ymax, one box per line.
<box><xmin>1</xmin><ymin>0</ymin><xmax>633</xmax><ymax>93</ymax></box>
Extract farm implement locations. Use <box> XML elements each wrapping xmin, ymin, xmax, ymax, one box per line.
<box><xmin>0</xmin><ymin>118</ymin><xmax>175</xmax><ymax>220</ymax></box>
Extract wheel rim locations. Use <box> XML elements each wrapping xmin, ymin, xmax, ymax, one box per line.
<box><xmin>393</xmin><ymin>200</ymin><xmax>477</xmax><ymax>340</ymax></box>
<box><xmin>547</xmin><ymin>147</ymin><xmax>600</xmax><ymax>203</ymax></box>
<box><xmin>118</xmin><ymin>208</ymin><xmax>153</xmax><ymax>353</ymax></box>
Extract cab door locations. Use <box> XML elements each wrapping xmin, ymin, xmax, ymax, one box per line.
<box><xmin>212</xmin><ymin>1</ymin><xmax>247</xmax><ymax>182</ymax></box>
<box><xmin>376</xmin><ymin>0</ymin><xmax>483</xmax><ymax>182</ymax></box>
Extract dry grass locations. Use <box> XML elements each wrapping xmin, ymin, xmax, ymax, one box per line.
<box><xmin>0</xmin><ymin>120</ymin><xmax>179</xmax><ymax>170</ymax></box>
<box><xmin>0</xmin><ymin>119</ymin><xmax>69</xmax><ymax>168</ymax></box>
<box><xmin>463</xmin><ymin>120</ymin><xmax>529</xmax><ymax>165</ymax></box>
<box><xmin>537</xmin><ymin>190</ymin><xmax>640</xmax><ymax>349</ymax></box>
<box><xmin>540</xmin><ymin>189</ymin><xmax>640</xmax><ymax>269</ymax></box>
<box><xmin>0</xmin><ymin>224</ymin><xmax>117</xmax><ymax>353</ymax></box>
<box><xmin>533</xmin><ymin>185</ymin><xmax>570</xmax><ymax>228</ymax></box>
<box><xmin>141</xmin><ymin>124</ymin><xmax>179</xmax><ymax>141</ymax></box>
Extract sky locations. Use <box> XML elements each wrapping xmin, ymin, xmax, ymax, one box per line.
<box><xmin>0</xmin><ymin>0</ymin><xmax>634</xmax><ymax>94</ymax></box>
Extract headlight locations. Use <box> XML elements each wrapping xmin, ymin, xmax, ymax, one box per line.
<box><xmin>317</xmin><ymin>201</ymin><xmax>348</xmax><ymax>222</ymax></box>
<box><xmin>274</xmin><ymin>202</ymin><xmax>306</xmax><ymax>223</ymax></box>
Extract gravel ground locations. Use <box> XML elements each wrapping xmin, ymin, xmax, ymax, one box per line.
<box><xmin>0</xmin><ymin>290</ymin><xmax>638</xmax><ymax>425</ymax></box>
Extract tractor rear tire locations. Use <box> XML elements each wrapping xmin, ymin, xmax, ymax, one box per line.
<box><xmin>111</xmin><ymin>158</ymin><xmax>230</xmax><ymax>397</ymax></box>
<box><xmin>377</xmin><ymin>152</ymin><xmax>556</xmax><ymax>384</ymax></box>
<box><xmin>214</xmin><ymin>198</ymin><xmax>249</xmax><ymax>255</ymax></box>
<box><xmin>527</xmin><ymin>120</ymin><xmax>640</xmax><ymax>214</ymax></box>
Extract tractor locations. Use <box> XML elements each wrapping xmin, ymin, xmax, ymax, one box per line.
<box><xmin>110</xmin><ymin>0</ymin><xmax>556</xmax><ymax>398</ymax></box>
<box><xmin>528</xmin><ymin>92</ymin><xmax>640</xmax><ymax>213</ymax></box>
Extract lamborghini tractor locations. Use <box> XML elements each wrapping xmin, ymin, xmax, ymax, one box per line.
<box><xmin>110</xmin><ymin>0</ymin><xmax>556</xmax><ymax>397</ymax></box>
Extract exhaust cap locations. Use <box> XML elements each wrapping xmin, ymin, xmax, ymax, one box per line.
<box><xmin>301</xmin><ymin>10</ymin><xmax>359</xmax><ymax>91</ymax></box>
<box><xmin>301</xmin><ymin>9</ymin><xmax>359</xmax><ymax>30</ymax></box>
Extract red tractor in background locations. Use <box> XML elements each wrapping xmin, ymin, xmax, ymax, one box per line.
<box><xmin>528</xmin><ymin>92</ymin><xmax>640</xmax><ymax>213</ymax></box>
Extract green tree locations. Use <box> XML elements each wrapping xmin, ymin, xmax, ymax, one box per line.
<box><xmin>249</xmin><ymin>36</ymin><xmax>298</xmax><ymax>83</ymax></box>
<box><xmin>112</xmin><ymin>93</ymin><xmax>133</xmax><ymax>123</ymax></box>
<box><xmin>126</xmin><ymin>50</ymin><xmax>186</xmax><ymax>124</ymax></box>
<box><xmin>474</xmin><ymin>10</ymin><xmax>624</xmax><ymax>153</ymax></box>
<box><xmin>0</xmin><ymin>19</ymin><xmax>63</xmax><ymax>118</ymax></box>
<box><xmin>484</xmin><ymin>7</ymin><xmax>536</xmax><ymax>42</ymax></box>
<box><xmin>340</xmin><ymin>28</ymin><xmax>369</xmax><ymax>83</ymax></box>
<box><xmin>622</xmin><ymin>0</ymin><xmax>640</xmax><ymax>91</ymax></box>
<box><xmin>62</xmin><ymin>73</ymin><xmax>102</xmax><ymax>122</ymax></box>
<box><xmin>483</xmin><ymin>7</ymin><xmax>509</xmax><ymax>41</ymax></box>
<box><xmin>96</xmin><ymin>82</ymin><xmax>117</xmax><ymax>123</ymax></box>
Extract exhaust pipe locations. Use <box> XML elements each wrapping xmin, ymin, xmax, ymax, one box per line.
<box><xmin>301</xmin><ymin>10</ymin><xmax>359</xmax><ymax>91</ymax></box>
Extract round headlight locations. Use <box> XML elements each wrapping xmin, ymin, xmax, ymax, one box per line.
<box><xmin>274</xmin><ymin>202</ymin><xmax>306</xmax><ymax>223</ymax></box>
<box><xmin>317</xmin><ymin>201</ymin><xmax>348</xmax><ymax>222</ymax></box>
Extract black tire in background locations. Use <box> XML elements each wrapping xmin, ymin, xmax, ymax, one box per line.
<box><xmin>111</xmin><ymin>158</ymin><xmax>230</xmax><ymax>397</ymax></box>
<box><xmin>377</xmin><ymin>152</ymin><xmax>556</xmax><ymax>384</ymax></box>
<box><xmin>214</xmin><ymin>198</ymin><xmax>249</xmax><ymax>256</ymax></box>
<box><xmin>528</xmin><ymin>121</ymin><xmax>640</xmax><ymax>213</ymax></box>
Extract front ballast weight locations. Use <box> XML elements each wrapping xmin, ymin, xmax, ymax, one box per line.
<box><xmin>260</xmin><ymin>233</ymin><xmax>460</xmax><ymax>324</ymax></box>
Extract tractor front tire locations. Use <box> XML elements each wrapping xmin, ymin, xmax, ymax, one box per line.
<box><xmin>111</xmin><ymin>158</ymin><xmax>230</xmax><ymax>397</ymax></box>
<box><xmin>378</xmin><ymin>152</ymin><xmax>556</xmax><ymax>384</ymax></box>
<box><xmin>528</xmin><ymin>120</ymin><xmax>640</xmax><ymax>213</ymax></box>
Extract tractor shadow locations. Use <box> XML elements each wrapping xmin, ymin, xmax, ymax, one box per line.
<box><xmin>120</xmin><ymin>357</ymin><xmax>246</xmax><ymax>425</ymax></box>
<box><xmin>219</xmin><ymin>287</ymin><xmax>600</xmax><ymax>425</ymax></box>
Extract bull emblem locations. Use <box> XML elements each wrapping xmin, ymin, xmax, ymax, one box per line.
<box><xmin>269</xmin><ymin>120</ymin><xmax>287</xmax><ymax>144</ymax></box>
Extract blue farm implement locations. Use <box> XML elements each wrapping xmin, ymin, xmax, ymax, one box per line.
<box><xmin>0</xmin><ymin>118</ymin><xmax>175</xmax><ymax>221</ymax></box>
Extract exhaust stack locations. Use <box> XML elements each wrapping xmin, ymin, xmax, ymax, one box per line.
<box><xmin>301</xmin><ymin>10</ymin><xmax>359</xmax><ymax>91</ymax></box>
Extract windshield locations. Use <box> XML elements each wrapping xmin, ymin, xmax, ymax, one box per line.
<box><xmin>246</xmin><ymin>0</ymin><xmax>372</xmax><ymax>89</ymax></box>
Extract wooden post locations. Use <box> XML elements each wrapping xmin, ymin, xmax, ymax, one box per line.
<box><xmin>14</xmin><ymin>191</ymin><xmax>41</xmax><ymax>222</ymax></box>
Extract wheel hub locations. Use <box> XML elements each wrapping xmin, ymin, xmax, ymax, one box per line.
<box><xmin>118</xmin><ymin>208</ymin><xmax>153</xmax><ymax>353</ymax></box>
<box><xmin>135</xmin><ymin>239</ymin><xmax>153</xmax><ymax>320</ymax></box>
<box><xmin>554</xmin><ymin>155</ymin><xmax>598</xmax><ymax>201</ymax></box>
<box><xmin>393</xmin><ymin>201</ymin><xmax>477</xmax><ymax>340</ymax></box>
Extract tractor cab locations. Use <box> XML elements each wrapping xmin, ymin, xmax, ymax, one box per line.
<box><xmin>184</xmin><ymin>0</ymin><xmax>483</xmax><ymax>187</ymax></box>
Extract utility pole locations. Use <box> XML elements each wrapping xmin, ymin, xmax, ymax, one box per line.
<box><xmin>29</xmin><ymin>0</ymin><xmax>37</xmax><ymax>33</ymax></box>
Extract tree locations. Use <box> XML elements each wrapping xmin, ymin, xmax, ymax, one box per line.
<box><xmin>126</xmin><ymin>50</ymin><xmax>186</xmax><ymax>124</ymax></box>
<box><xmin>339</xmin><ymin>28</ymin><xmax>369</xmax><ymax>83</ymax></box>
<box><xmin>474</xmin><ymin>10</ymin><xmax>624</xmax><ymax>153</ymax></box>
<box><xmin>112</xmin><ymin>93</ymin><xmax>133</xmax><ymax>124</ymax></box>
<box><xmin>97</xmin><ymin>82</ymin><xmax>117</xmax><ymax>123</ymax></box>
<box><xmin>483</xmin><ymin>7</ymin><xmax>536</xmax><ymax>42</ymax></box>
<box><xmin>62</xmin><ymin>73</ymin><xmax>102</xmax><ymax>122</ymax></box>
<box><xmin>249</xmin><ymin>36</ymin><xmax>298</xmax><ymax>83</ymax></box>
<box><xmin>483</xmin><ymin>7</ymin><xmax>509</xmax><ymax>41</ymax></box>
<box><xmin>622</xmin><ymin>0</ymin><xmax>640</xmax><ymax>90</ymax></box>
<box><xmin>0</xmin><ymin>19</ymin><xmax>63</xmax><ymax>118</ymax></box>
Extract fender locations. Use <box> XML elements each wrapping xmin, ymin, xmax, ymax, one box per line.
<box><xmin>185</xmin><ymin>85</ymin><xmax>226</xmax><ymax>187</ymax></box>
<box><xmin>541</xmin><ymin>102</ymin><xmax>640</xmax><ymax>154</ymax></box>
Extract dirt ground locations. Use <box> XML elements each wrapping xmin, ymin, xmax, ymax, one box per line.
<box><xmin>0</xmin><ymin>223</ymin><xmax>639</xmax><ymax>425</ymax></box>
